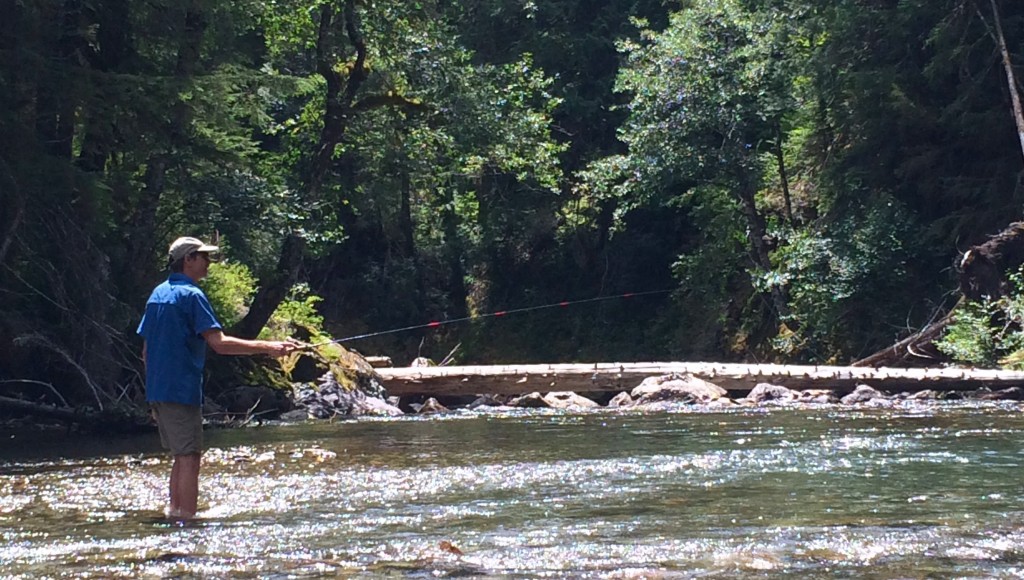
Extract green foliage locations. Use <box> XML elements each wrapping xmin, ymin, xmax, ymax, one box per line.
<box><xmin>7</xmin><ymin>0</ymin><xmax>1024</xmax><ymax>407</ymax></box>
<box><xmin>261</xmin><ymin>284</ymin><xmax>329</xmax><ymax>344</ymax></box>
<box><xmin>936</xmin><ymin>301</ymin><xmax>1000</xmax><ymax>368</ymax></box>
<box><xmin>769</xmin><ymin>199</ymin><xmax>916</xmax><ymax>362</ymax></box>
<box><xmin>202</xmin><ymin>262</ymin><xmax>329</xmax><ymax>343</ymax></box>
<box><xmin>201</xmin><ymin>262</ymin><xmax>258</xmax><ymax>328</ymax></box>
<box><xmin>668</xmin><ymin>186</ymin><xmax>752</xmax><ymax>355</ymax></box>
<box><xmin>610</xmin><ymin>0</ymin><xmax>800</xmax><ymax>200</ymax></box>
<box><xmin>938</xmin><ymin>270</ymin><xmax>1024</xmax><ymax>370</ymax></box>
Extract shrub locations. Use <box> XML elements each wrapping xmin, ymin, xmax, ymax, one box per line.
<box><xmin>202</xmin><ymin>262</ymin><xmax>257</xmax><ymax>328</ymax></box>
<box><xmin>937</xmin><ymin>270</ymin><xmax>1024</xmax><ymax>369</ymax></box>
<box><xmin>202</xmin><ymin>262</ymin><xmax>330</xmax><ymax>343</ymax></box>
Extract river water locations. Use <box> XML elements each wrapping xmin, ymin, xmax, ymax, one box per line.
<box><xmin>3</xmin><ymin>402</ymin><xmax>1024</xmax><ymax>578</ymax></box>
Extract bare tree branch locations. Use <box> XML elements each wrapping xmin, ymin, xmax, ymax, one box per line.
<box><xmin>13</xmin><ymin>333</ymin><xmax>109</xmax><ymax>410</ymax></box>
<box><xmin>0</xmin><ymin>379</ymin><xmax>70</xmax><ymax>407</ymax></box>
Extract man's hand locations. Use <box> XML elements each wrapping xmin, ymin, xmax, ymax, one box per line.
<box><xmin>263</xmin><ymin>338</ymin><xmax>303</xmax><ymax>357</ymax></box>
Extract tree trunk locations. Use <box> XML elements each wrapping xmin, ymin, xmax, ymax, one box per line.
<box><xmin>775</xmin><ymin>125</ymin><xmax>794</xmax><ymax>224</ymax></box>
<box><xmin>124</xmin><ymin>0</ymin><xmax>206</xmax><ymax>295</ymax></box>
<box><xmin>231</xmin><ymin>233</ymin><xmax>306</xmax><ymax>339</ymax></box>
<box><xmin>32</xmin><ymin>0</ymin><xmax>81</xmax><ymax>161</ymax></box>
<box><xmin>736</xmin><ymin>173</ymin><xmax>791</xmax><ymax>322</ymax></box>
<box><xmin>958</xmin><ymin>221</ymin><xmax>1024</xmax><ymax>300</ymax></box>
<box><xmin>981</xmin><ymin>0</ymin><xmax>1024</xmax><ymax>162</ymax></box>
<box><xmin>851</xmin><ymin>305</ymin><xmax>957</xmax><ymax>367</ymax></box>
<box><xmin>0</xmin><ymin>160</ymin><xmax>23</xmax><ymax>268</ymax></box>
<box><xmin>441</xmin><ymin>199</ymin><xmax>469</xmax><ymax>319</ymax></box>
<box><xmin>398</xmin><ymin>146</ymin><xmax>415</xmax><ymax>258</ymax></box>
<box><xmin>233</xmin><ymin>0</ymin><xmax>370</xmax><ymax>338</ymax></box>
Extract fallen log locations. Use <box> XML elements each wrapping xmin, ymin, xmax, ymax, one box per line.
<box><xmin>376</xmin><ymin>362</ymin><xmax>1024</xmax><ymax>397</ymax></box>
<box><xmin>0</xmin><ymin>395</ymin><xmax>81</xmax><ymax>422</ymax></box>
<box><xmin>851</xmin><ymin>303</ymin><xmax>958</xmax><ymax>368</ymax></box>
<box><xmin>0</xmin><ymin>395</ymin><xmax>152</xmax><ymax>434</ymax></box>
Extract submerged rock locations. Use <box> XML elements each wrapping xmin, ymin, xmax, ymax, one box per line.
<box><xmin>413</xmin><ymin>398</ymin><xmax>449</xmax><ymax>414</ymax></box>
<box><xmin>900</xmin><ymin>390</ymin><xmax>941</xmax><ymax>400</ymax></box>
<box><xmin>467</xmin><ymin>394</ymin><xmax>507</xmax><ymax>409</ymax></box>
<box><xmin>798</xmin><ymin>389</ymin><xmax>839</xmax><ymax>404</ymax></box>
<box><xmin>970</xmin><ymin>386</ymin><xmax>1024</xmax><ymax>401</ymax></box>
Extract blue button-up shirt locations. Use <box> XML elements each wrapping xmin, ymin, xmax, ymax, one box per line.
<box><xmin>137</xmin><ymin>274</ymin><xmax>222</xmax><ymax>406</ymax></box>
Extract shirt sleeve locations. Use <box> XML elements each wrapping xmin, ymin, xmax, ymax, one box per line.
<box><xmin>136</xmin><ymin>312</ymin><xmax>148</xmax><ymax>338</ymax></box>
<box><xmin>190</xmin><ymin>291</ymin><xmax>223</xmax><ymax>336</ymax></box>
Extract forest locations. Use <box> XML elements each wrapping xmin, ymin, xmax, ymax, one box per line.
<box><xmin>3</xmin><ymin>0</ymin><xmax>1024</xmax><ymax>412</ymax></box>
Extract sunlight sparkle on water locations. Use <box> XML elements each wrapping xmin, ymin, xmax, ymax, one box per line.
<box><xmin>4</xmin><ymin>405</ymin><xmax>1024</xmax><ymax>577</ymax></box>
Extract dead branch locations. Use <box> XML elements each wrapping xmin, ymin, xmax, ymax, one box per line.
<box><xmin>0</xmin><ymin>379</ymin><xmax>70</xmax><ymax>407</ymax></box>
<box><xmin>13</xmin><ymin>333</ymin><xmax>109</xmax><ymax>410</ymax></box>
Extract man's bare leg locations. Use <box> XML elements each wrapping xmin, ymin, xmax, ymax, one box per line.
<box><xmin>168</xmin><ymin>453</ymin><xmax>201</xmax><ymax>518</ymax></box>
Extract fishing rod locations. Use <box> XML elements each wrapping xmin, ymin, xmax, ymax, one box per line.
<box><xmin>302</xmin><ymin>289</ymin><xmax>671</xmax><ymax>348</ymax></box>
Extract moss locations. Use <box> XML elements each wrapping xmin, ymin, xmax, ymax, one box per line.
<box><xmin>204</xmin><ymin>342</ymin><xmax>385</xmax><ymax>400</ymax></box>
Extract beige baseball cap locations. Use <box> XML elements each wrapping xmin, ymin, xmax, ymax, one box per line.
<box><xmin>168</xmin><ymin>236</ymin><xmax>220</xmax><ymax>262</ymax></box>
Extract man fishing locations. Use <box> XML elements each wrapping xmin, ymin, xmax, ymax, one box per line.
<box><xmin>137</xmin><ymin>236</ymin><xmax>297</xmax><ymax>519</ymax></box>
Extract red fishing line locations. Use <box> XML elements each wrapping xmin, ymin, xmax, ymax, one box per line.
<box><xmin>308</xmin><ymin>289</ymin><xmax>671</xmax><ymax>346</ymax></box>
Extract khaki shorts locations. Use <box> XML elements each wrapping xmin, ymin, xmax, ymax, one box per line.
<box><xmin>151</xmin><ymin>402</ymin><xmax>203</xmax><ymax>456</ymax></box>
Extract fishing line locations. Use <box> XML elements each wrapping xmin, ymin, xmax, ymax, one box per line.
<box><xmin>305</xmin><ymin>289</ymin><xmax>671</xmax><ymax>347</ymax></box>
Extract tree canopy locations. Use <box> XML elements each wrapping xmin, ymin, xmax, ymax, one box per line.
<box><xmin>2</xmin><ymin>0</ymin><xmax>1024</xmax><ymax>409</ymax></box>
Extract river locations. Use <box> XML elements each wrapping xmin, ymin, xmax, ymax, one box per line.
<box><xmin>3</xmin><ymin>402</ymin><xmax>1024</xmax><ymax>577</ymax></box>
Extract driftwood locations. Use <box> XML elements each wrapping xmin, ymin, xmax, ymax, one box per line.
<box><xmin>377</xmin><ymin>362</ymin><xmax>1024</xmax><ymax>397</ymax></box>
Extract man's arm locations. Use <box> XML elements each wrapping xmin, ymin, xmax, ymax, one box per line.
<box><xmin>202</xmin><ymin>329</ymin><xmax>296</xmax><ymax>357</ymax></box>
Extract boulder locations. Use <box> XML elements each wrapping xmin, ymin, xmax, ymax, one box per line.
<box><xmin>607</xmin><ymin>392</ymin><xmax>634</xmax><ymax>408</ymax></box>
<box><xmin>292</xmin><ymin>371</ymin><xmax>402</xmax><ymax>418</ymax></box>
<box><xmin>508</xmin><ymin>392</ymin><xmax>550</xmax><ymax>408</ymax></box>
<box><xmin>414</xmin><ymin>397</ymin><xmax>449</xmax><ymax>414</ymax></box>
<box><xmin>630</xmin><ymin>373</ymin><xmax>727</xmax><ymax>404</ymax></box>
<box><xmin>840</xmin><ymin>384</ymin><xmax>887</xmax><ymax>405</ymax></box>
<box><xmin>744</xmin><ymin>383</ymin><xmax>798</xmax><ymax>404</ymax></box>
<box><xmin>543</xmin><ymin>391</ymin><xmax>600</xmax><ymax>409</ymax></box>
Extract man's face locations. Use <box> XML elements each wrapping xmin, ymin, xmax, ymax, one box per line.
<box><xmin>184</xmin><ymin>251</ymin><xmax>212</xmax><ymax>280</ymax></box>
